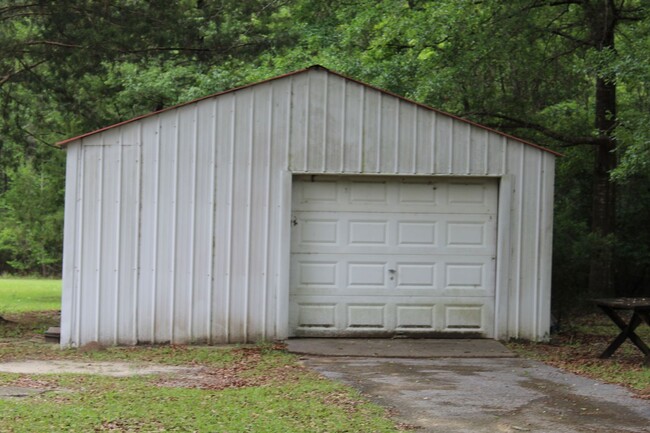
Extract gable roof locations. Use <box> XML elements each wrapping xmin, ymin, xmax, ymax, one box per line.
<box><xmin>56</xmin><ymin>65</ymin><xmax>561</xmax><ymax>156</ymax></box>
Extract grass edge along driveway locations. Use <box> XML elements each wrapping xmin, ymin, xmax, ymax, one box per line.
<box><xmin>0</xmin><ymin>343</ymin><xmax>405</xmax><ymax>433</ymax></box>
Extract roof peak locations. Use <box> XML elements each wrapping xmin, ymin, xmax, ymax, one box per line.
<box><xmin>56</xmin><ymin>66</ymin><xmax>560</xmax><ymax>156</ymax></box>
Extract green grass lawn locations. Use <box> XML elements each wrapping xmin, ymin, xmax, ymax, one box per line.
<box><xmin>0</xmin><ymin>279</ymin><xmax>402</xmax><ymax>432</ymax></box>
<box><xmin>0</xmin><ymin>343</ymin><xmax>401</xmax><ymax>433</ymax></box>
<box><xmin>0</xmin><ymin>279</ymin><xmax>648</xmax><ymax>431</ymax></box>
<box><xmin>0</xmin><ymin>278</ymin><xmax>61</xmax><ymax>314</ymax></box>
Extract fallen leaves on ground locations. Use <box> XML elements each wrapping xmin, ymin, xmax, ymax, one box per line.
<box><xmin>154</xmin><ymin>346</ymin><xmax>307</xmax><ymax>391</ymax></box>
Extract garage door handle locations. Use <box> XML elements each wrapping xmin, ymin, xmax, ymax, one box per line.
<box><xmin>388</xmin><ymin>269</ymin><xmax>396</xmax><ymax>274</ymax></box>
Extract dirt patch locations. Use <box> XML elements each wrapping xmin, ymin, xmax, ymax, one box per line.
<box><xmin>0</xmin><ymin>346</ymin><xmax>307</xmax><ymax>392</ymax></box>
<box><xmin>155</xmin><ymin>347</ymin><xmax>307</xmax><ymax>390</ymax></box>
<box><xmin>0</xmin><ymin>360</ymin><xmax>199</xmax><ymax>377</ymax></box>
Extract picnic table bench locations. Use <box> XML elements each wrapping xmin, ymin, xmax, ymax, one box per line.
<box><xmin>593</xmin><ymin>298</ymin><xmax>650</xmax><ymax>366</ymax></box>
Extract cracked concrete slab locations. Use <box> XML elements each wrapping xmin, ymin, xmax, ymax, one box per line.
<box><xmin>303</xmin><ymin>356</ymin><xmax>650</xmax><ymax>433</ymax></box>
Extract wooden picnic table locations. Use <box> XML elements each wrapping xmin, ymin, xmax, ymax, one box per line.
<box><xmin>593</xmin><ymin>298</ymin><xmax>650</xmax><ymax>366</ymax></box>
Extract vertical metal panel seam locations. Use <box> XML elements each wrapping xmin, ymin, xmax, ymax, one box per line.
<box><xmin>304</xmin><ymin>73</ymin><xmax>310</xmax><ymax>170</ymax></box>
<box><xmin>533</xmin><ymin>153</ymin><xmax>543</xmax><ymax>338</ymax></box>
<box><xmin>501</xmin><ymin>136</ymin><xmax>508</xmax><ymax>174</ymax></box>
<box><xmin>376</xmin><ymin>93</ymin><xmax>382</xmax><ymax>173</ymax></box>
<box><xmin>207</xmin><ymin>99</ymin><xmax>218</xmax><ymax>342</ymax></box>
<box><xmin>412</xmin><ymin>108</ymin><xmax>418</xmax><ymax>174</ymax></box>
<box><xmin>133</xmin><ymin>123</ymin><xmax>143</xmax><ymax>343</ymax></box>
<box><xmin>286</xmin><ymin>77</ymin><xmax>293</xmax><ymax>171</ymax></box>
<box><xmin>431</xmin><ymin>114</ymin><xmax>437</xmax><ymax>173</ymax></box>
<box><xmin>322</xmin><ymin>73</ymin><xmax>328</xmax><ymax>172</ymax></box>
<box><xmin>483</xmin><ymin>133</ymin><xmax>489</xmax><ymax>175</ymax></box>
<box><xmin>394</xmin><ymin>101</ymin><xmax>400</xmax><ymax>173</ymax></box>
<box><xmin>276</xmin><ymin>171</ymin><xmax>292</xmax><ymax>338</ymax></box>
<box><xmin>226</xmin><ymin>96</ymin><xmax>236</xmax><ymax>341</ymax></box>
<box><xmin>358</xmin><ymin>85</ymin><xmax>364</xmax><ymax>173</ymax></box>
<box><xmin>244</xmin><ymin>92</ymin><xmax>255</xmax><ymax>341</ymax></box>
<box><xmin>262</xmin><ymin>86</ymin><xmax>274</xmax><ymax>338</ymax></box>
<box><xmin>95</xmin><ymin>139</ymin><xmax>105</xmax><ymax>341</ymax></box>
<box><xmin>515</xmin><ymin>148</ymin><xmax>525</xmax><ymax>337</ymax></box>
<box><xmin>170</xmin><ymin>111</ymin><xmax>180</xmax><ymax>342</ymax></box>
<box><xmin>151</xmin><ymin>116</ymin><xmax>161</xmax><ymax>342</ymax></box>
<box><xmin>448</xmin><ymin>121</ymin><xmax>454</xmax><ymax>174</ymax></box>
<box><xmin>466</xmin><ymin>127</ymin><xmax>472</xmax><ymax>175</ymax></box>
<box><xmin>188</xmin><ymin>105</ymin><xmax>199</xmax><ymax>340</ymax></box>
<box><xmin>340</xmin><ymin>79</ymin><xmax>346</xmax><ymax>172</ymax></box>
<box><xmin>494</xmin><ymin>175</ymin><xmax>513</xmax><ymax>339</ymax></box>
<box><xmin>74</xmin><ymin>144</ymin><xmax>86</xmax><ymax>344</ymax></box>
<box><xmin>537</xmin><ymin>155</ymin><xmax>554</xmax><ymax>340</ymax></box>
<box><xmin>113</xmin><ymin>130</ymin><xmax>124</xmax><ymax>344</ymax></box>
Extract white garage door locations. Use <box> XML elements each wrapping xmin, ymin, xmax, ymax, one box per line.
<box><xmin>289</xmin><ymin>176</ymin><xmax>498</xmax><ymax>338</ymax></box>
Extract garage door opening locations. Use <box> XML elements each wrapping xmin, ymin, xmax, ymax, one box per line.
<box><xmin>289</xmin><ymin>175</ymin><xmax>498</xmax><ymax>338</ymax></box>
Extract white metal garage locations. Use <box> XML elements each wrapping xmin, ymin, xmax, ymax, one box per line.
<box><xmin>58</xmin><ymin>65</ymin><xmax>558</xmax><ymax>346</ymax></box>
<box><xmin>290</xmin><ymin>176</ymin><xmax>497</xmax><ymax>337</ymax></box>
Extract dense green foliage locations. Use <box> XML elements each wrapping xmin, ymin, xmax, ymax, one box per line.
<box><xmin>1</xmin><ymin>1</ymin><xmax>649</xmax><ymax>312</ymax></box>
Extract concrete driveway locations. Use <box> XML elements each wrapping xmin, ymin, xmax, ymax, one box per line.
<box><xmin>289</xmin><ymin>339</ymin><xmax>650</xmax><ymax>433</ymax></box>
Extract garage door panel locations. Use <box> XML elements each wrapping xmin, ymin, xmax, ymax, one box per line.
<box><xmin>290</xmin><ymin>177</ymin><xmax>497</xmax><ymax>337</ymax></box>
<box><xmin>290</xmin><ymin>296</ymin><xmax>494</xmax><ymax>336</ymax></box>
<box><xmin>447</xmin><ymin>222</ymin><xmax>486</xmax><ymax>247</ymax></box>
<box><xmin>395</xmin><ymin>263</ymin><xmax>435</xmax><ymax>288</ymax></box>
<box><xmin>294</xmin><ymin>176</ymin><xmax>496</xmax><ymax>214</ymax></box>
<box><xmin>296</xmin><ymin>261</ymin><xmax>339</xmax><ymax>287</ymax></box>
<box><xmin>397</xmin><ymin>221</ymin><xmax>437</xmax><ymax>247</ymax></box>
<box><xmin>444</xmin><ymin>305</ymin><xmax>485</xmax><ymax>330</ymax></box>
<box><xmin>348</xmin><ymin>181</ymin><xmax>390</xmax><ymax>204</ymax></box>
<box><xmin>348</xmin><ymin>262</ymin><xmax>388</xmax><ymax>287</ymax></box>
<box><xmin>292</xmin><ymin>213</ymin><xmax>496</xmax><ymax>255</ymax></box>
<box><xmin>295</xmin><ymin>303</ymin><xmax>337</xmax><ymax>329</ymax></box>
<box><xmin>295</xmin><ymin>180</ymin><xmax>339</xmax><ymax>205</ymax></box>
<box><xmin>397</xmin><ymin>182</ymin><xmax>438</xmax><ymax>205</ymax></box>
<box><xmin>396</xmin><ymin>305</ymin><xmax>435</xmax><ymax>329</ymax></box>
<box><xmin>347</xmin><ymin>305</ymin><xmax>386</xmax><ymax>329</ymax></box>
<box><xmin>349</xmin><ymin>221</ymin><xmax>389</xmax><ymax>246</ymax></box>
<box><xmin>292</xmin><ymin>254</ymin><xmax>494</xmax><ymax>296</ymax></box>
<box><xmin>299</xmin><ymin>219</ymin><xmax>339</xmax><ymax>245</ymax></box>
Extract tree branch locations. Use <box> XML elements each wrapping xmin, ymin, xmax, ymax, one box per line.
<box><xmin>0</xmin><ymin>60</ymin><xmax>46</xmax><ymax>86</ymax></box>
<box><xmin>550</xmin><ymin>29</ymin><xmax>595</xmax><ymax>47</ymax></box>
<box><xmin>467</xmin><ymin>112</ymin><xmax>602</xmax><ymax>146</ymax></box>
<box><xmin>23</xmin><ymin>40</ymin><xmax>84</xmax><ymax>49</ymax></box>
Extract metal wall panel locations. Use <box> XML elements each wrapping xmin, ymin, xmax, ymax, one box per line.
<box><xmin>61</xmin><ymin>67</ymin><xmax>555</xmax><ymax>345</ymax></box>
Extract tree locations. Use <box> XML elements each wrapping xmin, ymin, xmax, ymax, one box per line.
<box><xmin>0</xmin><ymin>0</ymin><xmax>292</xmax><ymax>275</ymax></box>
<box><xmin>277</xmin><ymin>0</ymin><xmax>649</xmax><ymax>298</ymax></box>
<box><xmin>0</xmin><ymin>0</ymin><xmax>649</xmax><ymax>305</ymax></box>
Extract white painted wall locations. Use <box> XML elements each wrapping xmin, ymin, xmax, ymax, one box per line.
<box><xmin>60</xmin><ymin>67</ymin><xmax>556</xmax><ymax>346</ymax></box>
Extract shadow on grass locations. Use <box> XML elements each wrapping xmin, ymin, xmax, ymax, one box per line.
<box><xmin>0</xmin><ymin>310</ymin><xmax>60</xmax><ymax>339</ymax></box>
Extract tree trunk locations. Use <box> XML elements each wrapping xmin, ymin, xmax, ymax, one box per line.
<box><xmin>587</xmin><ymin>0</ymin><xmax>617</xmax><ymax>297</ymax></box>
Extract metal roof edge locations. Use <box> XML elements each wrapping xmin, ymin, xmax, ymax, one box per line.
<box><xmin>56</xmin><ymin>66</ymin><xmax>314</xmax><ymax>147</ymax></box>
<box><xmin>321</xmin><ymin>68</ymin><xmax>562</xmax><ymax>157</ymax></box>
<box><xmin>56</xmin><ymin>65</ymin><xmax>561</xmax><ymax>157</ymax></box>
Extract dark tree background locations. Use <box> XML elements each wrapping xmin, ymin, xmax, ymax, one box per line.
<box><xmin>1</xmin><ymin>0</ymin><xmax>649</xmax><ymax>317</ymax></box>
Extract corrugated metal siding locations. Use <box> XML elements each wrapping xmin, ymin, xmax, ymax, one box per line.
<box><xmin>61</xmin><ymin>68</ymin><xmax>554</xmax><ymax>346</ymax></box>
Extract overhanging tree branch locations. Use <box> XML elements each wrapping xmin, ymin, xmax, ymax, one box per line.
<box><xmin>0</xmin><ymin>60</ymin><xmax>46</xmax><ymax>87</ymax></box>
<box><xmin>467</xmin><ymin>111</ymin><xmax>603</xmax><ymax>145</ymax></box>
